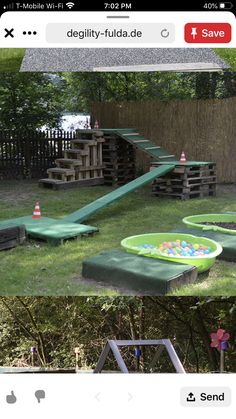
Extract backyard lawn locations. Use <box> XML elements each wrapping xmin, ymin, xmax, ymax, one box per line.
<box><xmin>0</xmin><ymin>49</ymin><xmax>25</xmax><ymax>71</ymax></box>
<box><xmin>0</xmin><ymin>180</ymin><xmax>236</xmax><ymax>296</ymax></box>
<box><xmin>214</xmin><ymin>48</ymin><xmax>236</xmax><ymax>70</ymax></box>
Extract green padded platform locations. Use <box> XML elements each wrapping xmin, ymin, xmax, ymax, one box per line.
<box><xmin>82</xmin><ymin>250</ymin><xmax>197</xmax><ymax>294</ymax></box>
<box><xmin>0</xmin><ymin>216</ymin><xmax>98</xmax><ymax>244</ymax></box>
<box><xmin>174</xmin><ymin>228</ymin><xmax>236</xmax><ymax>262</ymax></box>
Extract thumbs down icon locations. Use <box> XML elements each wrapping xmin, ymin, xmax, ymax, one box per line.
<box><xmin>35</xmin><ymin>389</ymin><xmax>45</xmax><ymax>403</ymax></box>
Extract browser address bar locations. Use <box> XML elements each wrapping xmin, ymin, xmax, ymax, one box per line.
<box><xmin>46</xmin><ymin>23</ymin><xmax>175</xmax><ymax>44</ymax></box>
<box><xmin>0</xmin><ymin>11</ymin><xmax>235</xmax><ymax>47</ymax></box>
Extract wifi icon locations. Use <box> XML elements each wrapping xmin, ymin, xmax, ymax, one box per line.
<box><xmin>66</xmin><ymin>2</ymin><xmax>75</xmax><ymax>8</ymax></box>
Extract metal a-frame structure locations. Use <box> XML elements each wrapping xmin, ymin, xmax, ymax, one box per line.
<box><xmin>94</xmin><ymin>339</ymin><xmax>186</xmax><ymax>373</ymax></box>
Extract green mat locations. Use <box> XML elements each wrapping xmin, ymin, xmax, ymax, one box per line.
<box><xmin>0</xmin><ymin>216</ymin><xmax>98</xmax><ymax>245</ymax></box>
<box><xmin>82</xmin><ymin>250</ymin><xmax>197</xmax><ymax>294</ymax></box>
<box><xmin>174</xmin><ymin>228</ymin><xmax>236</xmax><ymax>261</ymax></box>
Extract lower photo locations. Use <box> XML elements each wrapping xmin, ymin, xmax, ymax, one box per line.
<box><xmin>0</xmin><ymin>296</ymin><xmax>235</xmax><ymax>374</ymax></box>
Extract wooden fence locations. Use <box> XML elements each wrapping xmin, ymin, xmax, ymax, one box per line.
<box><xmin>0</xmin><ymin>130</ymin><xmax>74</xmax><ymax>179</ymax></box>
<box><xmin>91</xmin><ymin>98</ymin><xmax>236</xmax><ymax>183</ymax></box>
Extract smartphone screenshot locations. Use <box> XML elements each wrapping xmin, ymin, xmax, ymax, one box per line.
<box><xmin>0</xmin><ymin>1</ymin><xmax>235</xmax><ymax>418</ymax></box>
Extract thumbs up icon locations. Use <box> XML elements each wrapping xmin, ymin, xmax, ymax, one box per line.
<box><xmin>6</xmin><ymin>391</ymin><xmax>17</xmax><ymax>404</ymax></box>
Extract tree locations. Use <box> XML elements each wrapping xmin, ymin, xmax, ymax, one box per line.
<box><xmin>0</xmin><ymin>73</ymin><xmax>65</xmax><ymax>130</ymax></box>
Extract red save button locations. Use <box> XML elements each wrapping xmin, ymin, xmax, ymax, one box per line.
<box><xmin>185</xmin><ymin>23</ymin><xmax>231</xmax><ymax>43</ymax></box>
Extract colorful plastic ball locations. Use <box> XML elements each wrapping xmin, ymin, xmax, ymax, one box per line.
<box><xmin>181</xmin><ymin>241</ymin><xmax>187</xmax><ymax>247</ymax></box>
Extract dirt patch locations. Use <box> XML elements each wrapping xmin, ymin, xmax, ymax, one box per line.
<box><xmin>201</xmin><ymin>222</ymin><xmax>236</xmax><ymax>230</ymax></box>
<box><xmin>217</xmin><ymin>184</ymin><xmax>236</xmax><ymax>194</ymax></box>
<box><xmin>0</xmin><ymin>180</ymin><xmax>39</xmax><ymax>205</ymax></box>
<box><xmin>72</xmin><ymin>275</ymin><xmax>156</xmax><ymax>296</ymax></box>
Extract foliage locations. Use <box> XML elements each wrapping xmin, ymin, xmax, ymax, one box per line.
<box><xmin>0</xmin><ymin>73</ymin><xmax>65</xmax><ymax>130</ymax></box>
<box><xmin>1</xmin><ymin>72</ymin><xmax>236</xmax><ymax>130</ymax></box>
<box><xmin>0</xmin><ymin>49</ymin><xmax>25</xmax><ymax>72</ymax></box>
<box><xmin>0</xmin><ymin>297</ymin><xmax>235</xmax><ymax>373</ymax></box>
<box><xmin>215</xmin><ymin>48</ymin><xmax>236</xmax><ymax>71</ymax></box>
<box><xmin>62</xmin><ymin>72</ymin><xmax>236</xmax><ymax>112</ymax></box>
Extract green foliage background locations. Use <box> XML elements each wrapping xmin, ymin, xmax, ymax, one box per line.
<box><xmin>0</xmin><ymin>297</ymin><xmax>235</xmax><ymax>373</ymax></box>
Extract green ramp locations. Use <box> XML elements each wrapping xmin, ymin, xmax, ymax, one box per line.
<box><xmin>102</xmin><ymin>128</ymin><xmax>177</xmax><ymax>161</ymax></box>
<box><xmin>63</xmin><ymin>165</ymin><xmax>175</xmax><ymax>224</ymax></box>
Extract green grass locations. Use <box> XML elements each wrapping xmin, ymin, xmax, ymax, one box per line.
<box><xmin>215</xmin><ymin>48</ymin><xmax>236</xmax><ymax>70</ymax></box>
<box><xmin>0</xmin><ymin>180</ymin><xmax>236</xmax><ymax>296</ymax></box>
<box><xmin>0</xmin><ymin>49</ymin><xmax>25</xmax><ymax>71</ymax></box>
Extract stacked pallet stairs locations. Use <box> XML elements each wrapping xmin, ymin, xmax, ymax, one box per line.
<box><xmin>39</xmin><ymin>130</ymin><xmax>105</xmax><ymax>190</ymax></box>
<box><xmin>102</xmin><ymin>129</ymin><xmax>216</xmax><ymax>200</ymax></box>
<box><xmin>102</xmin><ymin>131</ymin><xmax>136</xmax><ymax>186</ymax></box>
<box><xmin>151</xmin><ymin>162</ymin><xmax>216</xmax><ymax>199</ymax></box>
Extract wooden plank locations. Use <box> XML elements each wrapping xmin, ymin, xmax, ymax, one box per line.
<box><xmin>132</xmin><ymin>140</ymin><xmax>149</xmax><ymax>143</ymax></box>
<box><xmin>123</xmin><ymin>133</ymin><xmax>139</xmax><ymax>136</ymax></box>
<box><xmin>39</xmin><ymin>177</ymin><xmax>104</xmax><ymax>190</ymax></box>
<box><xmin>47</xmin><ymin>168</ymin><xmax>75</xmax><ymax>175</ymax></box>
<box><xmin>0</xmin><ymin>225</ymin><xmax>26</xmax><ymax>251</ymax></box>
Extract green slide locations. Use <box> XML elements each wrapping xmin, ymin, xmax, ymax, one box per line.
<box><xmin>63</xmin><ymin>165</ymin><xmax>175</xmax><ymax>224</ymax></box>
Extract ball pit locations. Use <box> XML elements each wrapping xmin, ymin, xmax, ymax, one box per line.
<box><xmin>121</xmin><ymin>233</ymin><xmax>223</xmax><ymax>273</ymax></box>
<box><xmin>156</xmin><ymin>240</ymin><xmax>212</xmax><ymax>257</ymax></box>
<box><xmin>183</xmin><ymin>214</ymin><xmax>236</xmax><ymax>235</ymax></box>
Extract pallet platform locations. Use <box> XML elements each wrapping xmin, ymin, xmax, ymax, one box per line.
<box><xmin>151</xmin><ymin>161</ymin><xmax>216</xmax><ymax>199</ymax></box>
<box><xmin>102</xmin><ymin>133</ymin><xmax>136</xmax><ymax>186</ymax></box>
<box><xmin>0</xmin><ymin>225</ymin><xmax>26</xmax><ymax>250</ymax></box>
<box><xmin>82</xmin><ymin>250</ymin><xmax>197</xmax><ymax>294</ymax></box>
<box><xmin>0</xmin><ymin>216</ymin><xmax>98</xmax><ymax>245</ymax></box>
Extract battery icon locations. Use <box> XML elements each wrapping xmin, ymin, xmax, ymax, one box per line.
<box><xmin>219</xmin><ymin>2</ymin><xmax>233</xmax><ymax>9</ymax></box>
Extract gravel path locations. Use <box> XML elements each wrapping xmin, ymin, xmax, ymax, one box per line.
<box><xmin>20</xmin><ymin>48</ymin><xmax>228</xmax><ymax>72</ymax></box>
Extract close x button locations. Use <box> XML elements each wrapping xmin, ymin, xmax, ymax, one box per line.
<box><xmin>185</xmin><ymin>23</ymin><xmax>231</xmax><ymax>43</ymax></box>
<box><xmin>4</xmin><ymin>28</ymin><xmax>14</xmax><ymax>38</ymax></box>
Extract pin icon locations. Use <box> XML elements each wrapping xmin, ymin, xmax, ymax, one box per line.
<box><xmin>6</xmin><ymin>391</ymin><xmax>17</xmax><ymax>404</ymax></box>
<box><xmin>35</xmin><ymin>389</ymin><xmax>45</xmax><ymax>403</ymax></box>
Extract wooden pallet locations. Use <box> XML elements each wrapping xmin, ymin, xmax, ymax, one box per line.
<box><xmin>47</xmin><ymin>167</ymin><xmax>75</xmax><ymax>182</ymax></box>
<box><xmin>39</xmin><ymin>130</ymin><xmax>104</xmax><ymax>189</ymax></box>
<box><xmin>152</xmin><ymin>163</ymin><xmax>217</xmax><ymax>200</ymax></box>
<box><xmin>102</xmin><ymin>133</ymin><xmax>136</xmax><ymax>186</ymax></box>
<box><xmin>0</xmin><ymin>225</ymin><xmax>26</xmax><ymax>250</ymax></box>
<box><xmin>39</xmin><ymin>177</ymin><xmax>104</xmax><ymax>190</ymax></box>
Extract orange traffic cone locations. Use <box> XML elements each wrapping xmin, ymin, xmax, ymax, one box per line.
<box><xmin>32</xmin><ymin>202</ymin><xmax>41</xmax><ymax>219</ymax></box>
<box><xmin>179</xmin><ymin>151</ymin><xmax>187</xmax><ymax>163</ymax></box>
<box><xmin>94</xmin><ymin>120</ymin><xmax>99</xmax><ymax>129</ymax></box>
